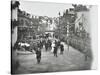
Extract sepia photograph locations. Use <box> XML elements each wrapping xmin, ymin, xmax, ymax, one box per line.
<box><xmin>11</xmin><ymin>0</ymin><xmax>97</xmax><ymax>74</ymax></box>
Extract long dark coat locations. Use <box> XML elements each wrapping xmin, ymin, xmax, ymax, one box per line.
<box><xmin>36</xmin><ymin>50</ymin><xmax>41</xmax><ymax>59</ymax></box>
<box><xmin>53</xmin><ymin>46</ymin><xmax>58</xmax><ymax>54</ymax></box>
<box><xmin>60</xmin><ymin>44</ymin><xmax>64</xmax><ymax>51</ymax></box>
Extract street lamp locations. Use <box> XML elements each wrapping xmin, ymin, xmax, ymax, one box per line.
<box><xmin>58</xmin><ymin>12</ymin><xmax>60</xmax><ymax>39</ymax></box>
<box><xmin>67</xmin><ymin>22</ymin><xmax>70</xmax><ymax>51</ymax></box>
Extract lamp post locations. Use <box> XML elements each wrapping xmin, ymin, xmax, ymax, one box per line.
<box><xmin>67</xmin><ymin>22</ymin><xmax>70</xmax><ymax>51</ymax></box>
<box><xmin>58</xmin><ymin>12</ymin><xmax>60</xmax><ymax>39</ymax></box>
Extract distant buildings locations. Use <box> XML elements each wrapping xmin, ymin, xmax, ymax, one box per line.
<box><xmin>11</xmin><ymin>1</ymin><xmax>90</xmax><ymax>43</ymax></box>
<box><xmin>56</xmin><ymin>8</ymin><xmax>76</xmax><ymax>38</ymax></box>
<box><xmin>45</xmin><ymin>18</ymin><xmax>56</xmax><ymax>37</ymax></box>
<box><xmin>17</xmin><ymin>7</ymin><xmax>58</xmax><ymax>40</ymax></box>
<box><xmin>18</xmin><ymin>9</ymin><xmax>33</xmax><ymax>27</ymax></box>
<box><xmin>54</xmin><ymin>4</ymin><xmax>90</xmax><ymax>39</ymax></box>
<box><xmin>17</xmin><ymin>9</ymin><xmax>39</xmax><ymax>41</ymax></box>
<box><xmin>73</xmin><ymin>4</ymin><xmax>90</xmax><ymax>38</ymax></box>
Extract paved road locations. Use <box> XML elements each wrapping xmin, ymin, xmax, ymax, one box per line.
<box><xmin>15</xmin><ymin>42</ymin><xmax>91</xmax><ymax>74</ymax></box>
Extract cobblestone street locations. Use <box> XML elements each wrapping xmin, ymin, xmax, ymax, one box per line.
<box><xmin>15</xmin><ymin>42</ymin><xmax>91</xmax><ymax>74</ymax></box>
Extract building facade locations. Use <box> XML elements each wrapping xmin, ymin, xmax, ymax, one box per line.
<box><xmin>74</xmin><ymin>5</ymin><xmax>90</xmax><ymax>38</ymax></box>
<box><xmin>11</xmin><ymin>0</ymin><xmax>20</xmax><ymax>47</ymax></box>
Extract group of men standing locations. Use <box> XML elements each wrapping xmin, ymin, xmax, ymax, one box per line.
<box><xmin>52</xmin><ymin>40</ymin><xmax>64</xmax><ymax>57</ymax></box>
<box><xmin>35</xmin><ymin>38</ymin><xmax>64</xmax><ymax>64</ymax></box>
<box><xmin>35</xmin><ymin>38</ymin><xmax>52</xmax><ymax>64</ymax></box>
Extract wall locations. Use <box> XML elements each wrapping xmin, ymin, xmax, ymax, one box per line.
<box><xmin>75</xmin><ymin>11</ymin><xmax>90</xmax><ymax>33</ymax></box>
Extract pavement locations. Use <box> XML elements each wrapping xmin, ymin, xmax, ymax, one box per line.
<box><xmin>14</xmin><ymin>42</ymin><xmax>92</xmax><ymax>74</ymax></box>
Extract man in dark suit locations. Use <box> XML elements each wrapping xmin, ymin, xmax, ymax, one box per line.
<box><xmin>36</xmin><ymin>48</ymin><xmax>41</xmax><ymax>64</ymax></box>
<box><xmin>60</xmin><ymin>43</ymin><xmax>64</xmax><ymax>54</ymax></box>
<box><xmin>53</xmin><ymin>45</ymin><xmax>58</xmax><ymax>57</ymax></box>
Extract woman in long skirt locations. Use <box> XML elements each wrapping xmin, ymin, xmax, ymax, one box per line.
<box><xmin>51</xmin><ymin>41</ymin><xmax>55</xmax><ymax>53</ymax></box>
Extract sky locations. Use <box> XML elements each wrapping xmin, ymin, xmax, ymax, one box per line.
<box><xmin>19</xmin><ymin>0</ymin><xmax>73</xmax><ymax>17</ymax></box>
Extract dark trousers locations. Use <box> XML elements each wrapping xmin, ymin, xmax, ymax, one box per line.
<box><xmin>60</xmin><ymin>51</ymin><xmax>63</xmax><ymax>54</ymax></box>
<box><xmin>54</xmin><ymin>52</ymin><xmax>57</xmax><ymax>57</ymax></box>
<box><xmin>37</xmin><ymin>57</ymin><xmax>41</xmax><ymax>64</ymax></box>
<box><xmin>45</xmin><ymin>46</ymin><xmax>48</xmax><ymax>51</ymax></box>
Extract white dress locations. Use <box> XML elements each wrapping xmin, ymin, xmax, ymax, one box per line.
<box><xmin>51</xmin><ymin>41</ymin><xmax>55</xmax><ymax>53</ymax></box>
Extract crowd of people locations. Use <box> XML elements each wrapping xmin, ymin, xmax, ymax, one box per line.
<box><xmin>34</xmin><ymin>38</ymin><xmax>64</xmax><ymax>64</ymax></box>
<box><xmin>13</xmin><ymin>36</ymin><xmax>65</xmax><ymax>64</ymax></box>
